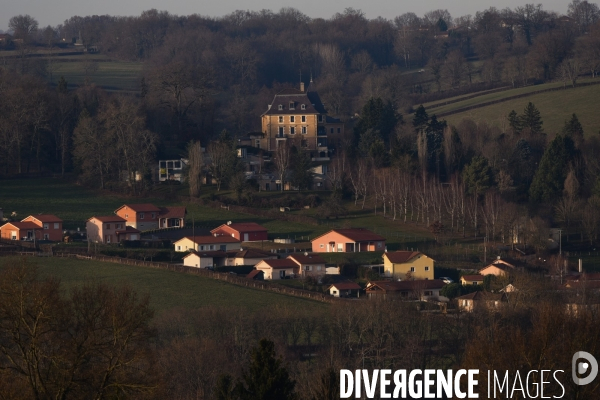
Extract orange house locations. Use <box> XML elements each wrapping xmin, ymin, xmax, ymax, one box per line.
<box><xmin>211</xmin><ymin>222</ymin><xmax>268</xmax><ymax>241</ymax></box>
<box><xmin>0</xmin><ymin>222</ymin><xmax>42</xmax><ymax>241</ymax></box>
<box><xmin>115</xmin><ymin>204</ymin><xmax>186</xmax><ymax>230</ymax></box>
<box><xmin>21</xmin><ymin>214</ymin><xmax>63</xmax><ymax>241</ymax></box>
<box><xmin>311</xmin><ymin>228</ymin><xmax>385</xmax><ymax>253</ymax></box>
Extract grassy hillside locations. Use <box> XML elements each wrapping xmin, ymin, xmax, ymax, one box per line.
<box><xmin>0</xmin><ymin>256</ymin><xmax>324</xmax><ymax>313</ymax></box>
<box><xmin>48</xmin><ymin>57</ymin><xmax>143</xmax><ymax>91</ymax></box>
<box><xmin>444</xmin><ymin>83</ymin><xmax>600</xmax><ymax>134</ymax></box>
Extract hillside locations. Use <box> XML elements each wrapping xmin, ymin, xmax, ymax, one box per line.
<box><xmin>0</xmin><ymin>256</ymin><xmax>324</xmax><ymax>313</ymax></box>
<box><xmin>423</xmin><ymin>80</ymin><xmax>600</xmax><ymax>134</ymax></box>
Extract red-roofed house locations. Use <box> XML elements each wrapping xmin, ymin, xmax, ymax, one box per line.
<box><xmin>311</xmin><ymin>228</ymin><xmax>385</xmax><ymax>253</ymax></box>
<box><xmin>383</xmin><ymin>251</ymin><xmax>434</xmax><ymax>280</ymax></box>
<box><xmin>287</xmin><ymin>253</ymin><xmax>326</xmax><ymax>277</ymax></box>
<box><xmin>255</xmin><ymin>259</ymin><xmax>299</xmax><ymax>280</ymax></box>
<box><xmin>20</xmin><ymin>215</ymin><xmax>63</xmax><ymax>241</ymax></box>
<box><xmin>327</xmin><ymin>282</ymin><xmax>361</xmax><ymax>298</ymax></box>
<box><xmin>211</xmin><ymin>222</ymin><xmax>268</xmax><ymax>241</ymax></box>
<box><xmin>115</xmin><ymin>204</ymin><xmax>186</xmax><ymax>230</ymax></box>
<box><xmin>479</xmin><ymin>258</ymin><xmax>515</xmax><ymax>277</ymax></box>
<box><xmin>86</xmin><ymin>216</ymin><xmax>129</xmax><ymax>244</ymax></box>
<box><xmin>173</xmin><ymin>236</ymin><xmax>241</xmax><ymax>252</ymax></box>
<box><xmin>461</xmin><ymin>275</ymin><xmax>484</xmax><ymax>286</ymax></box>
<box><xmin>0</xmin><ymin>221</ymin><xmax>42</xmax><ymax>241</ymax></box>
<box><xmin>456</xmin><ymin>291</ymin><xmax>507</xmax><ymax>312</ymax></box>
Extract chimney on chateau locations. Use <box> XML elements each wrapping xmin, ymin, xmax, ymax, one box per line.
<box><xmin>300</xmin><ymin>82</ymin><xmax>305</xmax><ymax>92</ymax></box>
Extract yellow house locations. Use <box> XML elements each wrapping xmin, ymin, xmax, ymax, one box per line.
<box><xmin>383</xmin><ymin>251</ymin><xmax>434</xmax><ymax>280</ymax></box>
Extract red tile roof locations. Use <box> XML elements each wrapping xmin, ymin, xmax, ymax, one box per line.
<box><xmin>328</xmin><ymin>282</ymin><xmax>361</xmax><ymax>290</ymax></box>
<box><xmin>116</xmin><ymin>204</ymin><xmax>161</xmax><ymax>213</ymax></box>
<box><xmin>258</xmin><ymin>259</ymin><xmax>298</xmax><ymax>269</ymax></box>
<box><xmin>287</xmin><ymin>253</ymin><xmax>326</xmax><ymax>264</ymax></box>
<box><xmin>236</xmin><ymin>249</ymin><xmax>276</xmax><ymax>259</ymax></box>
<box><xmin>461</xmin><ymin>275</ymin><xmax>484</xmax><ymax>282</ymax></box>
<box><xmin>158</xmin><ymin>206</ymin><xmax>186</xmax><ymax>219</ymax></box>
<box><xmin>88</xmin><ymin>216</ymin><xmax>126</xmax><ymax>223</ymax></box>
<box><xmin>246</xmin><ymin>270</ymin><xmax>264</xmax><ymax>280</ymax></box>
<box><xmin>312</xmin><ymin>228</ymin><xmax>385</xmax><ymax>243</ymax></box>
<box><xmin>384</xmin><ymin>251</ymin><xmax>421</xmax><ymax>264</ymax></box>
<box><xmin>1</xmin><ymin>221</ymin><xmax>41</xmax><ymax>230</ymax></box>
<box><xmin>24</xmin><ymin>214</ymin><xmax>62</xmax><ymax>223</ymax></box>
<box><xmin>456</xmin><ymin>291</ymin><xmax>506</xmax><ymax>301</ymax></box>
<box><xmin>211</xmin><ymin>222</ymin><xmax>267</xmax><ymax>234</ymax></box>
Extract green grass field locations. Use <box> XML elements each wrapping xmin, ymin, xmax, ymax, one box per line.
<box><xmin>0</xmin><ymin>256</ymin><xmax>324</xmax><ymax>313</ymax></box>
<box><xmin>48</xmin><ymin>57</ymin><xmax>143</xmax><ymax>91</ymax></box>
<box><xmin>443</xmin><ymin>83</ymin><xmax>600</xmax><ymax>135</ymax></box>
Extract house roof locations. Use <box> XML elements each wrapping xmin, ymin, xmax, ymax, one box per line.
<box><xmin>384</xmin><ymin>251</ymin><xmax>422</xmax><ymax>264</ymax></box>
<box><xmin>87</xmin><ymin>216</ymin><xmax>127</xmax><ymax>223</ymax></box>
<box><xmin>257</xmin><ymin>259</ymin><xmax>298</xmax><ymax>269</ymax></box>
<box><xmin>1</xmin><ymin>221</ymin><xmax>42</xmax><ymax>230</ymax></box>
<box><xmin>312</xmin><ymin>228</ymin><xmax>385</xmax><ymax>243</ymax></box>
<box><xmin>23</xmin><ymin>214</ymin><xmax>62</xmax><ymax>223</ymax></box>
<box><xmin>328</xmin><ymin>282</ymin><xmax>361</xmax><ymax>290</ymax></box>
<box><xmin>211</xmin><ymin>222</ymin><xmax>267</xmax><ymax>234</ymax></box>
<box><xmin>456</xmin><ymin>291</ymin><xmax>506</xmax><ymax>301</ymax></box>
<box><xmin>158</xmin><ymin>206</ymin><xmax>187</xmax><ymax>219</ymax></box>
<box><xmin>461</xmin><ymin>274</ymin><xmax>484</xmax><ymax>281</ymax></box>
<box><xmin>176</xmin><ymin>236</ymin><xmax>241</xmax><ymax>245</ymax></box>
<box><xmin>287</xmin><ymin>253</ymin><xmax>326</xmax><ymax>264</ymax></box>
<box><xmin>366</xmin><ymin>279</ymin><xmax>445</xmax><ymax>292</ymax></box>
<box><xmin>262</xmin><ymin>88</ymin><xmax>327</xmax><ymax>116</ymax></box>
<box><xmin>115</xmin><ymin>226</ymin><xmax>141</xmax><ymax>234</ymax></box>
<box><xmin>183</xmin><ymin>250</ymin><xmax>228</xmax><ymax>259</ymax></box>
<box><xmin>115</xmin><ymin>204</ymin><xmax>161</xmax><ymax>213</ymax></box>
<box><xmin>246</xmin><ymin>270</ymin><xmax>264</xmax><ymax>280</ymax></box>
<box><xmin>236</xmin><ymin>249</ymin><xmax>276</xmax><ymax>259</ymax></box>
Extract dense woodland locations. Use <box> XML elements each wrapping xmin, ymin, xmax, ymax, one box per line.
<box><xmin>1</xmin><ymin>3</ymin><xmax>600</xmax><ymax>244</ymax></box>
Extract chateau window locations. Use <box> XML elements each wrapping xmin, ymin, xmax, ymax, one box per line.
<box><xmin>337</xmin><ymin>128</ymin><xmax>341</xmax><ymax>133</ymax></box>
<box><xmin>318</xmin><ymin>115</ymin><xmax>323</xmax><ymax>122</ymax></box>
<box><xmin>278</xmin><ymin>104</ymin><xmax>283</xmax><ymax>110</ymax></box>
<box><xmin>289</xmin><ymin>102</ymin><xmax>295</xmax><ymax>110</ymax></box>
<box><xmin>290</xmin><ymin>116</ymin><xmax>295</xmax><ymax>123</ymax></box>
<box><xmin>279</xmin><ymin>127</ymin><xmax>284</xmax><ymax>136</ymax></box>
<box><xmin>302</xmin><ymin>126</ymin><xmax>307</xmax><ymax>134</ymax></box>
<box><xmin>301</xmin><ymin>104</ymin><xmax>306</xmax><ymax>110</ymax></box>
<box><xmin>301</xmin><ymin>116</ymin><xmax>306</xmax><ymax>122</ymax></box>
<box><xmin>290</xmin><ymin>127</ymin><xmax>295</xmax><ymax>134</ymax></box>
<box><xmin>279</xmin><ymin>116</ymin><xmax>283</xmax><ymax>123</ymax></box>
<box><xmin>330</xmin><ymin>128</ymin><xmax>334</xmax><ymax>133</ymax></box>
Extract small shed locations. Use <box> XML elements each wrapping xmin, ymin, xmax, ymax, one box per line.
<box><xmin>327</xmin><ymin>282</ymin><xmax>362</xmax><ymax>298</ymax></box>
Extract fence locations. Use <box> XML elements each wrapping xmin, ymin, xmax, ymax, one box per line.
<box><xmin>52</xmin><ymin>253</ymin><xmax>350</xmax><ymax>304</ymax></box>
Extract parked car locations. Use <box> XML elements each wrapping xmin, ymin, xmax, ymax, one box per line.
<box><xmin>440</xmin><ymin>277</ymin><xmax>454</xmax><ymax>284</ymax></box>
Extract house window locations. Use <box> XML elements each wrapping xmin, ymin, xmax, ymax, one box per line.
<box><xmin>200</xmin><ymin>245</ymin><xmax>205</xmax><ymax>250</ymax></box>
<box><xmin>473</xmin><ymin>282</ymin><xmax>477</xmax><ymax>285</ymax></box>
<box><xmin>317</xmin><ymin>266</ymin><xmax>322</xmax><ymax>271</ymax></box>
<box><xmin>42</xmin><ymin>223</ymin><xmax>48</xmax><ymax>229</ymax></box>
<box><xmin>424</xmin><ymin>291</ymin><xmax>432</xmax><ymax>296</ymax></box>
<box><xmin>209</xmin><ymin>245</ymin><xmax>215</xmax><ymax>250</ymax></box>
<box><xmin>301</xmin><ymin>104</ymin><xmax>306</xmax><ymax>110</ymax></box>
<box><xmin>410</xmin><ymin>267</ymin><xmax>415</xmax><ymax>272</ymax></box>
<box><xmin>462</xmin><ymin>300</ymin><xmax>467</xmax><ymax>306</ymax></box>
<box><xmin>151</xmin><ymin>213</ymin><xmax>156</xmax><ymax>219</ymax></box>
<box><xmin>320</xmin><ymin>244</ymin><xmax>324</xmax><ymax>248</ymax></box>
<box><xmin>425</xmin><ymin>266</ymin><xmax>429</xmax><ymax>271</ymax></box>
<box><xmin>290</xmin><ymin>127</ymin><xmax>295</xmax><ymax>134</ymax></box>
<box><xmin>302</xmin><ymin>126</ymin><xmax>307</xmax><ymax>134</ymax></box>
<box><xmin>289</xmin><ymin>102</ymin><xmax>295</xmax><ymax>110</ymax></box>
<box><xmin>290</xmin><ymin>116</ymin><xmax>295</xmax><ymax>123</ymax></box>
<box><xmin>377</xmin><ymin>242</ymin><xmax>382</xmax><ymax>248</ymax></box>
<box><xmin>333</xmin><ymin>290</ymin><xmax>337</xmax><ymax>295</ymax></box>
<box><xmin>106</xmin><ymin>224</ymin><xmax>111</xmax><ymax>229</ymax></box>
<box><xmin>318</xmin><ymin>115</ymin><xmax>323</xmax><ymax>122</ymax></box>
<box><xmin>279</xmin><ymin>127</ymin><xmax>284</xmax><ymax>136</ymax></box>
<box><xmin>278</xmin><ymin>104</ymin><xmax>283</xmax><ymax>110</ymax></box>
<box><xmin>140</xmin><ymin>213</ymin><xmax>144</xmax><ymax>219</ymax></box>
<box><xmin>301</xmin><ymin>116</ymin><xmax>306</xmax><ymax>122</ymax></box>
<box><xmin>125</xmin><ymin>214</ymin><xmax>128</xmax><ymax>218</ymax></box>
<box><xmin>279</xmin><ymin>116</ymin><xmax>283</xmax><ymax>123</ymax></box>
<box><xmin>54</xmin><ymin>223</ymin><xmax>59</xmax><ymax>229</ymax></box>
<box><xmin>177</xmin><ymin>245</ymin><xmax>181</xmax><ymax>251</ymax></box>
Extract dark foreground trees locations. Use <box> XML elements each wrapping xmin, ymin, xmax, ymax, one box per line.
<box><xmin>0</xmin><ymin>259</ymin><xmax>158</xmax><ymax>400</ymax></box>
